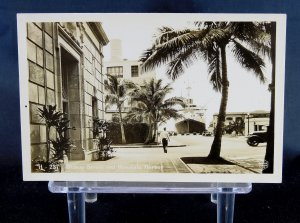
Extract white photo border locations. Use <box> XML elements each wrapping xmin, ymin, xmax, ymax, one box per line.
<box><xmin>18</xmin><ymin>13</ymin><xmax>286</xmax><ymax>183</ymax></box>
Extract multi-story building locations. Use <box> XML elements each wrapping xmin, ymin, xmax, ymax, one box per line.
<box><xmin>27</xmin><ymin>22</ymin><xmax>109</xmax><ymax>161</ymax></box>
<box><xmin>212</xmin><ymin>111</ymin><xmax>270</xmax><ymax>135</ymax></box>
<box><xmin>104</xmin><ymin>39</ymin><xmax>156</xmax><ymax>121</ymax></box>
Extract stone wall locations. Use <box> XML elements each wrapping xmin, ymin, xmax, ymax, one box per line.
<box><xmin>27</xmin><ymin>22</ymin><xmax>107</xmax><ymax>163</ymax></box>
<box><xmin>27</xmin><ymin>22</ymin><xmax>55</xmax><ymax>161</ymax></box>
<box><xmin>81</xmin><ymin>23</ymin><xmax>105</xmax><ymax>151</ymax></box>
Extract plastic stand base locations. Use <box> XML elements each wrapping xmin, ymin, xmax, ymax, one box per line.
<box><xmin>49</xmin><ymin>181</ymin><xmax>252</xmax><ymax>223</ymax></box>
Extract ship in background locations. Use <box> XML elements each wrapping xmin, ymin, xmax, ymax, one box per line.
<box><xmin>175</xmin><ymin>86</ymin><xmax>206</xmax><ymax>134</ymax></box>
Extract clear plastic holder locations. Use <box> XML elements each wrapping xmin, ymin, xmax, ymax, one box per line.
<box><xmin>49</xmin><ymin>181</ymin><xmax>252</xmax><ymax>223</ymax></box>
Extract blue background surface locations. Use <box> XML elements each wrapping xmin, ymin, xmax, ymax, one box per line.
<box><xmin>0</xmin><ymin>0</ymin><xmax>299</xmax><ymax>222</ymax></box>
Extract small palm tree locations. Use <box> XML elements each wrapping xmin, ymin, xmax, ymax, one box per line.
<box><xmin>141</xmin><ymin>22</ymin><xmax>270</xmax><ymax>159</ymax></box>
<box><xmin>38</xmin><ymin>105</ymin><xmax>61</xmax><ymax>163</ymax></box>
<box><xmin>126</xmin><ymin>78</ymin><xmax>184</xmax><ymax>143</ymax></box>
<box><xmin>104</xmin><ymin>74</ymin><xmax>132</xmax><ymax>144</ymax></box>
<box><xmin>38</xmin><ymin>105</ymin><xmax>74</xmax><ymax>172</ymax></box>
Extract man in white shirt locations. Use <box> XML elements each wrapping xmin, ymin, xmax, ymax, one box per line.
<box><xmin>160</xmin><ymin>128</ymin><xmax>170</xmax><ymax>153</ymax></box>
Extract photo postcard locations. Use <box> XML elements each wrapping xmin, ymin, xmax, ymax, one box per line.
<box><xmin>17</xmin><ymin>13</ymin><xmax>286</xmax><ymax>182</ymax></box>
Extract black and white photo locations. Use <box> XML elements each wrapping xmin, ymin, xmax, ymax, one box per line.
<box><xmin>17</xmin><ymin>13</ymin><xmax>286</xmax><ymax>182</ymax></box>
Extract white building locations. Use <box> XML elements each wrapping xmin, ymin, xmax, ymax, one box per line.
<box><xmin>104</xmin><ymin>39</ymin><xmax>156</xmax><ymax>121</ymax></box>
<box><xmin>212</xmin><ymin>110</ymin><xmax>270</xmax><ymax>135</ymax></box>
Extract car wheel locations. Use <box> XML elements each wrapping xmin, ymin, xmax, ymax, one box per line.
<box><xmin>247</xmin><ymin>138</ymin><xmax>259</xmax><ymax>146</ymax></box>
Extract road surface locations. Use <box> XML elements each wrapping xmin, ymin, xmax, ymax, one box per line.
<box><xmin>65</xmin><ymin>135</ymin><xmax>266</xmax><ymax>174</ymax></box>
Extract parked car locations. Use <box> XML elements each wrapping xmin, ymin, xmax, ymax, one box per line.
<box><xmin>246</xmin><ymin>131</ymin><xmax>268</xmax><ymax>146</ymax></box>
<box><xmin>202</xmin><ymin>131</ymin><xmax>212</xmax><ymax>136</ymax></box>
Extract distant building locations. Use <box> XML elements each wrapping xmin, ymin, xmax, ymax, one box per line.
<box><xmin>27</xmin><ymin>22</ymin><xmax>109</xmax><ymax>161</ymax></box>
<box><xmin>104</xmin><ymin>39</ymin><xmax>156</xmax><ymax>121</ymax></box>
<box><xmin>212</xmin><ymin>111</ymin><xmax>270</xmax><ymax>135</ymax></box>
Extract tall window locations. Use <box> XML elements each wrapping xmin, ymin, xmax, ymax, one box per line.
<box><xmin>107</xmin><ymin>66</ymin><xmax>123</xmax><ymax>78</ymax></box>
<box><xmin>92</xmin><ymin>97</ymin><xmax>98</xmax><ymax>139</ymax></box>
<box><xmin>131</xmin><ymin>65</ymin><xmax>139</xmax><ymax>77</ymax></box>
<box><xmin>92</xmin><ymin>97</ymin><xmax>98</xmax><ymax>118</ymax></box>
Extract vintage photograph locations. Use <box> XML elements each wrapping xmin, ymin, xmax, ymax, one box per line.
<box><xmin>18</xmin><ymin>13</ymin><xmax>286</xmax><ymax>182</ymax></box>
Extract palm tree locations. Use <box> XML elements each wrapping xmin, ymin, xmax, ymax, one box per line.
<box><xmin>140</xmin><ymin>22</ymin><xmax>270</xmax><ymax>159</ymax></box>
<box><xmin>126</xmin><ymin>78</ymin><xmax>184</xmax><ymax>144</ymax></box>
<box><xmin>104</xmin><ymin>74</ymin><xmax>131</xmax><ymax>144</ymax></box>
<box><xmin>263</xmin><ymin>22</ymin><xmax>276</xmax><ymax>173</ymax></box>
<box><xmin>225</xmin><ymin>119</ymin><xmax>245</xmax><ymax>135</ymax></box>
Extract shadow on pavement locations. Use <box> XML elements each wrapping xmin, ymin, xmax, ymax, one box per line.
<box><xmin>181</xmin><ymin>157</ymin><xmax>235</xmax><ymax>165</ymax></box>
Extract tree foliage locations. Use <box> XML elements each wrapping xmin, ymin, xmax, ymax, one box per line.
<box><xmin>140</xmin><ymin>22</ymin><xmax>270</xmax><ymax>158</ymax></box>
<box><xmin>126</xmin><ymin>78</ymin><xmax>185</xmax><ymax>144</ymax></box>
<box><xmin>34</xmin><ymin>105</ymin><xmax>74</xmax><ymax>172</ymax></box>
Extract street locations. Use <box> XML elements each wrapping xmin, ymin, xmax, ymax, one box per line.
<box><xmin>65</xmin><ymin>135</ymin><xmax>267</xmax><ymax>174</ymax></box>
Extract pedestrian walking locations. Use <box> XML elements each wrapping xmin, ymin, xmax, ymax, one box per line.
<box><xmin>160</xmin><ymin>128</ymin><xmax>170</xmax><ymax>153</ymax></box>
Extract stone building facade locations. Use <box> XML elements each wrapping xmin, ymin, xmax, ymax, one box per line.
<box><xmin>211</xmin><ymin>111</ymin><xmax>270</xmax><ymax>135</ymax></box>
<box><xmin>27</xmin><ymin>22</ymin><xmax>109</xmax><ymax>161</ymax></box>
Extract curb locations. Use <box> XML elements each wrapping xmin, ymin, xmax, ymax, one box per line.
<box><xmin>112</xmin><ymin>144</ymin><xmax>187</xmax><ymax>148</ymax></box>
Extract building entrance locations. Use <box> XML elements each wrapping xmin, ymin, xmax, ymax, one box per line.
<box><xmin>60</xmin><ymin>47</ymin><xmax>83</xmax><ymax>160</ymax></box>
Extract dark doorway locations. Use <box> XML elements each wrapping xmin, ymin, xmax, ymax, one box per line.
<box><xmin>60</xmin><ymin>47</ymin><xmax>83</xmax><ymax>160</ymax></box>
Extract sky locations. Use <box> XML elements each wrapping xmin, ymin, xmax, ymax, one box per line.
<box><xmin>99</xmin><ymin>14</ymin><xmax>272</xmax><ymax>130</ymax></box>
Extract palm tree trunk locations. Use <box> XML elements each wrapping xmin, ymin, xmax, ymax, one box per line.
<box><xmin>208</xmin><ymin>46</ymin><xmax>229</xmax><ymax>159</ymax></box>
<box><xmin>263</xmin><ymin>22</ymin><xmax>276</xmax><ymax>173</ymax></box>
<box><xmin>144</xmin><ymin>118</ymin><xmax>152</xmax><ymax>144</ymax></box>
<box><xmin>118</xmin><ymin>104</ymin><xmax>126</xmax><ymax>144</ymax></box>
<box><xmin>153</xmin><ymin>122</ymin><xmax>159</xmax><ymax>144</ymax></box>
<box><xmin>145</xmin><ymin>123</ymin><xmax>153</xmax><ymax>144</ymax></box>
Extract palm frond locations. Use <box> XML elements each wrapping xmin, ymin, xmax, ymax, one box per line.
<box><xmin>118</xmin><ymin>85</ymin><xmax>126</xmax><ymax>98</ymax></box>
<box><xmin>140</xmin><ymin>47</ymin><xmax>155</xmax><ymax>63</ymax></box>
<box><xmin>105</xmin><ymin>94</ymin><xmax>118</xmax><ymax>105</ymax></box>
<box><xmin>125</xmin><ymin>103</ymin><xmax>152</xmax><ymax>123</ymax></box>
<box><xmin>229</xmin><ymin>22</ymin><xmax>261</xmax><ymax>41</ymax></box>
<box><xmin>165</xmin><ymin>45</ymin><xmax>203</xmax><ymax>80</ymax></box>
<box><xmin>207</xmin><ymin>47</ymin><xmax>222</xmax><ymax>92</ymax></box>
<box><xmin>201</xmin><ymin>28</ymin><xmax>229</xmax><ymax>48</ymax></box>
<box><xmin>230</xmin><ymin>22</ymin><xmax>271</xmax><ymax>58</ymax></box>
<box><xmin>140</xmin><ymin>29</ymin><xmax>207</xmax><ymax>73</ymax></box>
<box><xmin>244</xmin><ymin>32</ymin><xmax>271</xmax><ymax>59</ymax></box>
<box><xmin>154</xmin><ymin>27</ymin><xmax>195</xmax><ymax>45</ymax></box>
<box><xmin>159</xmin><ymin>108</ymin><xmax>184</xmax><ymax>121</ymax></box>
<box><xmin>104</xmin><ymin>76</ymin><xmax>118</xmax><ymax>94</ymax></box>
<box><xmin>231</xmin><ymin>40</ymin><xmax>266</xmax><ymax>83</ymax></box>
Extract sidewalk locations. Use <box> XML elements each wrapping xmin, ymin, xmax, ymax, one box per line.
<box><xmin>64</xmin><ymin>148</ymin><xmax>264</xmax><ymax>174</ymax></box>
<box><xmin>64</xmin><ymin>154</ymin><xmax>192</xmax><ymax>173</ymax></box>
<box><xmin>112</xmin><ymin>143</ymin><xmax>186</xmax><ymax>148</ymax></box>
<box><xmin>186</xmin><ymin>156</ymin><xmax>264</xmax><ymax>174</ymax></box>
